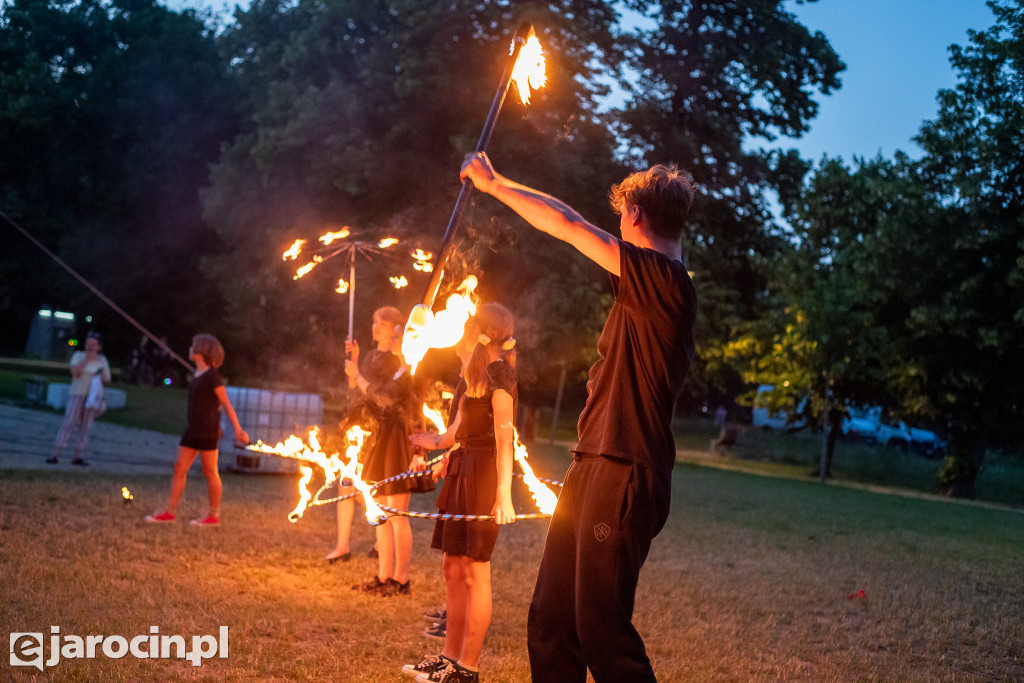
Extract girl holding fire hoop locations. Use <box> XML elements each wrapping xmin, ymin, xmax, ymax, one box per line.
<box><xmin>343</xmin><ymin>306</ymin><xmax>429</xmax><ymax>596</ymax></box>
<box><xmin>404</xmin><ymin>302</ymin><xmax>517</xmax><ymax>683</ymax></box>
<box><xmin>145</xmin><ymin>333</ymin><xmax>249</xmax><ymax>526</ymax></box>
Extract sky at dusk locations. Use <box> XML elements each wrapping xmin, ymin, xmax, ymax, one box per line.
<box><xmin>166</xmin><ymin>0</ymin><xmax>996</xmax><ymax>163</ymax></box>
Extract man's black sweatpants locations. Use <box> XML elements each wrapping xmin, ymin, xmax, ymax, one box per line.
<box><xmin>527</xmin><ymin>453</ymin><xmax>672</xmax><ymax>683</ymax></box>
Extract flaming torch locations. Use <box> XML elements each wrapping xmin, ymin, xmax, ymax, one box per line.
<box><xmin>420</xmin><ymin>24</ymin><xmax>545</xmax><ymax>308</ymax></box>
<box><xmin>403</xmin><ymin>24</ymin><xmax>544</xmax><ymax>360</ymax></box>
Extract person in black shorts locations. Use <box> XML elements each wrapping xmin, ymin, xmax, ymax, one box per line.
<box><xmin>405</xmin><ymin>303</ymin><xmax>517</xmax><ymax>683</ymax></box>
<box><xmin>145</xmin><ymin>334</ymin><xmax>249</xmax><ymax>527</ymax></box>
<box><xmin>461</xmin><ymin>152</ymin><xmax>697</xmax><ymax>683</ymax></box>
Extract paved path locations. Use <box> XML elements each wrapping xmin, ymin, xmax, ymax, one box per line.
<box><xmin>0</xmin><ymin>401</ymin><xmax>185</xmax><ymax>476</ymax></box>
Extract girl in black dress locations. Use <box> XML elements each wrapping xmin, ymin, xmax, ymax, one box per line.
<box><xmin>406</xmin><ymin>303</ymin><xmax>517</xmax><ymax>683</ymax></box>
<box><xmin>342</xmin><ymin>307</ymin><xmax>427</xmax><ymax>595</ymax></box>
<box><xmin>145</xmin><ymin>334</ymin><xmax>249</xmax><ymax>527</ymax></box>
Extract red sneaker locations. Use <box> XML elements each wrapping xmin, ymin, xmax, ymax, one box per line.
<box><xmin>145</xmin><ymin>510</ymin><xmax>175</xmax><ymax>523</ymax></box>
<box><xmin>189</xmin><ymin>515</ymin><xmax>220</xmax><ymax>527</ymax></box>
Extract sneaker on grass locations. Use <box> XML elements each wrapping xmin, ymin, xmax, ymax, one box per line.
<box><xmin>422</xmin><ymin>621</ymin><xmax>446</xmax><ymax>641</ymax></box>
<box><xmin>377</xmin><ymin>578</ymin><xmax>411</xmax><ymax>597</ymax></box>
<box><xmin>423</xmin><ymin>605</ymin><xmax>446</xmax><ymax>622</ymax></box>
<box><xmin>402</xmin><ymin>654</ymin><xmax>450</xmax><ymax>678</ymax></box>
<box><xmin>189</xmin><ymin>515</ymin><xmax>220</xmax><ymax>527</ymax></box>
<box><xmin>416</xmin><ymin>661</ymin><xmax>478</xmax><ymax>683</ymax></box>
<box><xmin>144</xmin><ymin>510</ymin><xmax>175</xmax><ymax>523</ymax></box>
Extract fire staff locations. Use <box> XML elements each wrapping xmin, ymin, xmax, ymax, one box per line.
<box><xmin>460</xmin><ymin>151</ymin><xmax>698</xmax><ymax>683</ymax></box>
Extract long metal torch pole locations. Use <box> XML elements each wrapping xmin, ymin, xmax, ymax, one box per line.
<box><xmin>347</xmin><ymin>252</ymin><xmax>356</xmax><ymax>343</ymax></box>
<box><xmin>421</xmin><ymin>23</ymin><xmax>533</xmax><ymax>308</ymax></box>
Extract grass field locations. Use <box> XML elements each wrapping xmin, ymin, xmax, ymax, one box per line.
<box><xmin>2</xmin><ymin>440</ymin><xmax>1022</xmax><ymax>682</ymax></box>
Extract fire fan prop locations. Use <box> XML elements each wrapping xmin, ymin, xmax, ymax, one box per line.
<box><xmin>283</xmin><ymin>230</ymin><xmax>428</xmax><ymax>341</ymax></box>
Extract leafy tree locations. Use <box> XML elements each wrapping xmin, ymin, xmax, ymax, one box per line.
<box><xmin>889</xmin><ymin>0</ymin><xmax>1024</xmax><ymax>494</ymax></box>
<box><xmin>201</xmin><ymin>0</ymin><xmax>623</xmax><ymax>392</ymax></box>
<box><xmin>0</xmin><ymin>0</ymin><xmax>237</xmax><ymax>360</ymax></box>
<box><xmin>615</xmin><ymin>0</ymin><xmax>845</xmax><ymax>406</ymax></box>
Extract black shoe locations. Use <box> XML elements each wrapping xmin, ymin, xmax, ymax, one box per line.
<box><xmin>71</xmin><ymin>458</ymin><xmax>89</xmax><ymax>467</ymax></box>
<box><xmin>401</xmin><ymin>653</ymin><xmax>451</xmax><ymax>678</ymax></box>
<box><xmin>367</xmin><ymin>546</ymin><xmax>379</xmax><ymax>559</ymax></box>
<box><xmin>422</xmin><ymin>621</ymin><xmax>446</xmax><ymax>641</ymax></box>
<box><xmin>352</xmin><ymin>575</ymin><xmax>384</xmax><ymax>592</ymax></box>
<box><xmin>376</xmin><ymin>578</ymin><xmax>410</xmax><ymax>597</ymax></box>
<box><xmin>423</xmin><ymin>605</ymin><xmax>446</xmax><ymax>622</ymax></box>
<box><xmin>416</xmin><ymin>662</ymin><xmax>478</xmax><ymax>683</ymax></box>
<box><xmin>46</xmin><ymin>457</ymin><xmax>59</xmax><ymax>464</ymax></box>
<box><xmin>326</xmin><ymin>551</ymin><xmax>350</xmax><ymax>564</ymax></box>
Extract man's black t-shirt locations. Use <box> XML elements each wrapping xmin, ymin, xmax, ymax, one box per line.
<box><xmin>574</xmin><ymin>239</ymin><xmax>697</xmax><ymax>473</ymax></box>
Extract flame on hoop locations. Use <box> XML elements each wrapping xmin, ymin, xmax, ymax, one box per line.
<box><xmin>282</xmin><ymin>239</ymin><xmax>306</xmax><ymax>261</ymax></box>
<box><xmin>511</xmin><ymin>34</ymin><xmax>546</xmax><ymax>106</ymax></box>
<box><xmin>422</xmin><ymin>403</ymin><xmax>447</xmax><ymax>433</ymax></box>
<box><xmin>320</xmin><ymin>228</ymin><xmax>351</xmax><ymax>246</ymax></box>
<box><xmin>249</xmin><ymin>426</ymin><xmax>387</xmax><ymax>525</ymax></box>
<box><xmin>401</xmin><ymin>275</ymin><xmax>479</xmax><ymax>374</ymax></box>
<box><xmin>121</xmin><ymin>486</ymin><xmax>133</xmax><ymax>502</ymax></box>
<box><xmin>390</xmin><ymin>275</ymin><xmax>409</xmax><ymax>289</ymax></box>
<box><xmin>512</xmin><ymin>428</ymin><xmax>558</xmax><ymax>515</ymax></box>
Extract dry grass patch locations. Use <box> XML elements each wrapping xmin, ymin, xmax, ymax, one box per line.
<box><xmin>1</xmin><ymin>451</ymin><xmax>1022</xmax><ymax>682</ymax></box>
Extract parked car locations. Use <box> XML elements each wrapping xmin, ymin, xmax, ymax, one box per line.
<box><xmin>841</xmin><ymin>404</ymin><xmax>946</xmax><ymax>458</ymax></box>
<box><xmin>876</xmin><ymin>420</ymin><xmax>946</xmax><ymax>458</ymax></box>
<box><xmin>751</xmin><ymin>385</ymin><xmax>807</xmax><ymax>431</ymax></box>
<box><xmin>841</xmin><ymin>405</ymin><xmax>882</xmax><ymax>442</ymax></box>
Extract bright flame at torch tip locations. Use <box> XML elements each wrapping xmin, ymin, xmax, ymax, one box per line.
<box><xmin>401</xmin><ymin>275</ymin><xmax>478</xmax><ymax>374</ymax></box>
<box><xmin>511</xmin><ymin>34</ymin><xmax>546</xmax><ymax>106</ymax></box>
<box><xmin>378</xmin><ymin>237</ymin><xmax>399</xmax><ymax>248</ymax></box>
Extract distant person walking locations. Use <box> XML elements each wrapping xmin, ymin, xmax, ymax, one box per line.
<box><xmin>145</xmin><ymin>334</ymin><xmax>248</xmax><ymax>527</ymax></box>
<box><xmin>47</xmin><ymin>331</ymin><xmax>111</xmax><ymax>467</ymax></box>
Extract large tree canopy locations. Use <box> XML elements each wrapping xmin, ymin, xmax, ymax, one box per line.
<box><xmin>0</xmin><ymin>0</ymin><xmax>237</xmax><ymax>359</ymax></box>
<box><xmin>615</xmin><ymin>0</ymin><xmax>844</xmax><ymax>406</ymax></box>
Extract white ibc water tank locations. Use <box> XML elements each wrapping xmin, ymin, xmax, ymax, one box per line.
<box><xmin>221</xmin><ymin>386</ymin><xmax>324</xmax><ymax>473</ymax></box>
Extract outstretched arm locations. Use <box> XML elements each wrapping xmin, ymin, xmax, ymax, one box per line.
<box><xmin>461</xmin><ymin>152</ymin><xmax>621</xmax><ymax>276</ymax></box>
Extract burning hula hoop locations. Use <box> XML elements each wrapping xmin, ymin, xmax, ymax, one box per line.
<box><xmin>309</xmin><ymin>461</ymin><xmax>563</xmax><ymax>521</ymax></box>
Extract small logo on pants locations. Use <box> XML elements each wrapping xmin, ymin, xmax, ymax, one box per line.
<box><xmin>593</xmin><ymin>522</ymin><xmax>611</xmax><ymax>542</ymax></box>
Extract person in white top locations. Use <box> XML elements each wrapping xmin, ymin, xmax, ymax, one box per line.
<box><xmin>47</xmin><ymin>332</ymin><xmax>111</xmax><ymax>467</ymax></box>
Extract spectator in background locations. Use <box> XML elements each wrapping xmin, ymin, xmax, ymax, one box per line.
<box><xmin>47</xmin><ymin>331</ymin><xmax>111</xmax><ymax>467</ymax></box>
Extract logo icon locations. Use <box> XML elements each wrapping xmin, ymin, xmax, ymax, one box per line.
<box><xmin>593</xmin><ymin>522</ymin><xmax>611</xmax><ymax>542</ymax></box>
<box><xmin>10</xmin><ymin>633</ymin><xmax>44</xmax><ymax>671</ymax></box>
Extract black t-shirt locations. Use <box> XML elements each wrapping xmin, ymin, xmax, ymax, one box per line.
<box><xmin>184</xmin><ymin>367</ymin><xmax>224</xmax><ymax>442</ymax></box>
<box><xmin>455</xmin><ymin>361</ymin><xmax>517</xmax><ymax>442</ymax></box>
<box><xmin>574</xmin><ymin>240</ymin><xmax>697</xmax><ymax>473</ymax></box>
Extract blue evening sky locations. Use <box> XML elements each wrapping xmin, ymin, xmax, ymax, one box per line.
<box><xmin>167</xmin><ymin>0</ymin><xmax>996</xmax><ymax>162</ymax></box>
